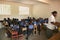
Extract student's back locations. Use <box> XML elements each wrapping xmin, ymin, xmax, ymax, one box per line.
<box><xmin>29</xmin><ymin>25</ymin><xmax>34</xmax><ymax>29</ymax></box>
<box><xmin>33</xmin><ymin>21</ymin><xmax>37</xmax><ymax>25</ymax></box>
<box><xmin>39</xmin><ymin>18</ymin><xmax>44</xmax><ymax>23</ymax></box>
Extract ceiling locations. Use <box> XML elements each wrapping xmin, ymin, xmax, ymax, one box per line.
<box><xmin>1</xmin><ymin>0</ymin><xmax>60</xmax><ymax>4</ymax></box>
<box><xmin>2</xmin><ymin>0</ymin><xmax>49</xmax><ymax>4</ymax></box>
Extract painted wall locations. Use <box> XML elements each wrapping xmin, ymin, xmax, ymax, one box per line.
<box><xmin>32</xmin><ymin>3</ymin><xmax>50</xmax><ymax>19</ymax></box>
<box><xmin>0</xmin><ymin>0</ymin><xmax>60</xmax><ymax>22</ymax></box>
<box><xmin>0</xmin><ymin>1</ymin><xmax>33</xmax><ymax>20</ymax></box>
<box><xmin>33</xmin><ymin>0</ymin><xmax>60</xmax><ymax>22</ymax></box>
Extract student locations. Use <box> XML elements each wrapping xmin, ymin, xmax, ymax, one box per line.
<box><xmin>33</xmin><ymin>20</ymin><xmax>37</xmax><ymax>34</ymax></box>
<box><xmin>4</xmin><ymin>18</ymin><xmax>7</xmax><ymax>21</ymax></box>
<box><xmin>44</xmin><ymin>18</ymin><xmax>48</xmax><ymax>23</ymax></box>
<box><xmin>22</xmin><ymin>21</ymin><xmax>27</xmax><ymax>35</ymax></box>
<box><xmin>37</xmin><ymin>19</ymin><xmax>41</xmax><ymax>35</ymax></box>
<box><xmin>20</xmin><ymin>20</ymin><xmax>24</xmax><ymax>27</ymax></box>
<box><xmin>12</xmin><ymin>22</ymin><xmax>19</xmax><ymax>32</ymax></box>
<box><xmin>46</xmin><ymin>11</ymin><xmax>59</xmax><ymax>38</ymax></box>
<box><xmin>3</xmin><ymin>18</ymin><xmax>8</xmax><ymax>26</ymax></box>
<box><xmin>7</xmin><ymin>18</ymin><xmax>12</xmax><ymax>26</ymax></box>
<box><xmin>18</xmin><ymin>25</ymin><xmax>23</xmax><ymax>35</ymax></box>
<box><xmin>33</xmin><ymin>20</ymin><xmax>36</xmax><ymax>25</ymax></box>
<box><xmin>27</xmin><ymin>22</ymin><xmax>34</xmax><ymax>39</ymax></box>
<box><xmin>43</xmin><ymin>18</ymin><xmax>48</xmax><ymax>30</ymax></box>
<box><xmin>25</xmin><ymin>19</ymin><xmax>28</xmax><ymax>23</ymax></box>
<box><xmin>29</xmin><ymin>22</ymin><xmax>34</xmax><ymax>34</ymax></box>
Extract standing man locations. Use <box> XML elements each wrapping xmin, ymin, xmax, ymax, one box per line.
<box><xmin>46</xmin><ymin>11</ymin><xmax>59</xmax><ymax>38</ymax></box>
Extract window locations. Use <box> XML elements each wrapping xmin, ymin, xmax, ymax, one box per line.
<box><xmin>19</xmin><ymin>6</ymin><xmax>29</xmax><ymax>15</ymax></box>
<box><xmin>0</xmin><ymin>4</ymin><xmax>11</xmax><ymax>15</ymax></box>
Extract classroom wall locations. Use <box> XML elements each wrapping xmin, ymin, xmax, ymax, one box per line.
<box><xmin>0</xmin><ymin>1</ymin><xmax>50</xmax><ymax>20</ymax></box>
<box><xmin>0</xmin><ymin>1</ymin><xmax>33</xmax><ymax>20</ymax></box>
<box><xmin>32</xmin><ymin>3</ymin><xmax>50</xmax><ymax>19</ymax></box>
<box><xmin>0</xmin><ymin>0</ymin><xmax>60</xmax><ymax>22</ymax></box>
<box><xmin>33</xmin><ymin>0</ymin><xmax>60</xmax><ymax>22</ymax></box>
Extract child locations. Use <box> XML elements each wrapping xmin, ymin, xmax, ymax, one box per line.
<box><xmin>33</xmin><ymin>20</ymin><xmax>37</xmax><ymax>34</ymax></box>
<box><xmin>26</xmin><ymin>22</ymin><xmax>34</xmax><ymax>40</ymax></box>
<box><xmin>37</xmin><ymin>19</ymin><xmax>41</xmax><ymax>35</ymax></box>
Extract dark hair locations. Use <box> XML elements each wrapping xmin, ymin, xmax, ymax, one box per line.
<box><xmin>52</xmin><ymin>11</ymin><xmax>57</xmax><ymax>14</ymax></box>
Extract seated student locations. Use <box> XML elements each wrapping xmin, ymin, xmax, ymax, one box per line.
<box><xmin>10</xmin><ymin>19</ymin><xmax>15</xmax><ymax>28</ymax></box>
<box><xmin>27</xmin><ymin>17</ymin><xmax>32</xmax><ymax>22</ymax></box>
<box><xmin>2</xmin><ymin>18</ymin><xmax>7</xmax><ymax>29</ymax></box>
<box><xmin>4</xmin><ymin>18</ymin><xmax>7</xmax><ymax>21</ymax></box>
<box><xmin>25</xmin><ymin>19</ymin><xmax>29</xmax><ymax>23</ymax></box>
<box><xmin>10</xmin><ymin>24</ymin><xmax>13</xmax><ymax>28</ymax></box>
<box><xmin>32</xmin><ymin>17</ymin><xmax>36</xmax><ymax>20</ymax></box>
<box><xmin>27</xmin><ymin>22</ymin><xmax>34</xmax><ymax>39</ymax></box>
<box><xmin>12</xmin><ymin>22</ymin><xmax>19</xmax><ymax>32</ymax></box>
<box><xmin>33</xmin><ymin>20</ymin><xmax>36</xmax><ymax>25</ymax></box>
<box><xmin>20</xmin><ymin>20</ymin><xmax>25</xmax><ymax>27</ymax></box>
<box><xmin>27</xmin><ymin>17</ymin><xmax>30</xmax><ymax>20</ymax></box>
<box><xmin>18</xmin><ymin>26</ymin><xmax>23</xmax><ymax>35</ymax></box>
<box><xmin>43</xmin><ymin>18</ymin><xmax>48</xmax><ymax>31</ymax></box>
<box><xmin>3</xmin><ymin>18</ymin><xmax>7</xmax><ymax>25</ymax></box>
<box><xmin>39</xmin><ymin>18</ymin><xmax>44</xmax><ymax>24</ymax></box>
<box><xmin>44</xmin><ymin>18</ymin><xmax>48</xmax><ymax>23</ymax></box>
<box><xmin>16</xmin><ymin>21</ymin><xmax>23</xmax><ymax>35</ymax></box>
<box><xmin>43</xmin><ymin>18</ymin><xmax>48</xmax><ymax>29</ymax></box>
<box><xmin>36</xmin><ymin>19</ymin><xmax>41</xmax><ymax>35</ymax></box>
<box><xmin>18</xmin><ymin>19</ymin><xmax>21</xmax><ymax>24</ymax></box>
<box><xmin>29</xmin><ymin>22</ymin><xmax>34</xmax><ymax>32</ymax></box>
<box><xmin>7</xmin><ymin>18</ymin><xmax>12</xmax><ymax>26</ymax></box>
<box><xmin>15</xmin><ymin>18</ymin><xmax>19</xmax><ymax>23</ymax></box>
<box><xmin>33</xmin><ymin>20</ymin><xmax>37</xmax><ymax>34</ymax></box>
<box><xmin>22</xmin><ymin>21</ymin><xmax>27</xmax><ymax>35</ymax></box>
<box><xmin>10</xmin><ymin>22</ymin><xmax>14</xmax><ymax>28</ymax></box>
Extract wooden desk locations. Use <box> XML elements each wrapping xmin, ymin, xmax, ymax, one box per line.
<box><xmin>49</xmin><ymin>32</ymin><xmax>60</xmax><ymax>40</ymax></box>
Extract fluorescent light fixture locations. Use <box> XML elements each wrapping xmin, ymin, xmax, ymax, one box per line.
<box><xmin>38</xmin><ymin>0</ymin><xmax>48</xmax><ymax>3</ymax></box>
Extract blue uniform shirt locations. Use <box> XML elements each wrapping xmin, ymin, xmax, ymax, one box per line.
<box><xmin>33</xmin><ymin>21</ymin><xmax>37</xmax><ymax>25</ymax></box>
<box><xmin>29</xmin><ymin>25</ymin><xmax>34</xmax><ymax>29</ymax></box>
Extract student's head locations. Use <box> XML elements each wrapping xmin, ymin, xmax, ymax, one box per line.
<box><xmin>14</xmin><ymin>22</ymin><xmax>17</xmax><ymax>25</ymax></box>
<box><xmin>29</xmin><ymin>21</ymin><xmax>32</xmax><ymax>25</ymax></box>
<box><xmin>4</xmin><ymin>18</ymin><xmax>6</xmax><ymax>21</ymax></box>
<box><xmin>28</xmin><ymin>16</ymin><xmax>30</xmax><ymax>19</ymax></box>
<box><xmin>7</xmin><ymin>18</ymin><xmax>11</xmax><ymax>21</ymax></box>
<box><xmin>33</xmin><ymin>17</ymin><xmax>35</xmax><ymax>20</ymax></box>
<box><xmin>52</xmin><ymin>11</ymin><xmax>57</xmax><ymax>17</ymax></box>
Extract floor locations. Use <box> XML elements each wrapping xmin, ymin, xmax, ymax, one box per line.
<box><xmin>0</xmin><ymin>25</ymin><xmax>48</xmax><ymax>40</ymax></box>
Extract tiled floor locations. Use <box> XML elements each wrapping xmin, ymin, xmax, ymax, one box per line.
<box><xmin>0</xmin><ymin>25</ymin><xmax>48</xmax><ymax>40</ymax></box>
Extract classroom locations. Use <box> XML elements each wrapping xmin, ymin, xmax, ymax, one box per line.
<box><xmin>0</xmin><ymin>0</ymin><xmax>60</xmax><ymax>40</ymax></box>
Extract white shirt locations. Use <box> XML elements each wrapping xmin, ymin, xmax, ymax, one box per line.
<box><xmin>47</xmin><ymin>15</ymin><xmax>56</xmax><ymax>30</ymax></box>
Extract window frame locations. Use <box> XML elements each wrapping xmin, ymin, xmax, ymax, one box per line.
<box><xmin>19</xmin><ymin>6</ymin><xmax>30</xmax><ymax>16</ymax></box>
<box><xmin>0</xmin><ymin>4</ymin><xmax>11</xmax><ymax>15</ymax></box>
